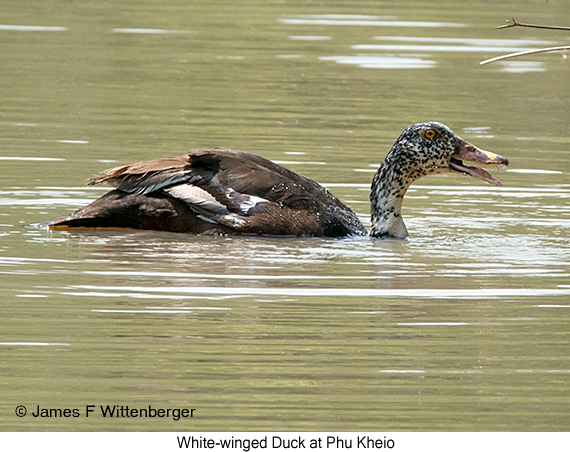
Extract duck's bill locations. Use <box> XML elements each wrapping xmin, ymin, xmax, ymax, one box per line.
<box><xmin>450</xmin><ymin>137</ymin><xmax>509</xmax><ymax>186</ymax></box>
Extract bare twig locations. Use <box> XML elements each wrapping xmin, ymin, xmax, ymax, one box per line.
<box><xmin>480</xmin><ymin>18</ymin><xmax>569</xmax><ymax>65</ymax></box>
<box><xmin>497</xmin><ymin>18</ymin><xmax>570</xmax><ymax>31</ymax></box>
<box><xmin>480</xmin><ymin>46</ymin><xmax>570</xmax><ymax>65</ymax></box>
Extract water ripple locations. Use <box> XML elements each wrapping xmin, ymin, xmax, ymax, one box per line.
<box><xmin>68</xmin><ymin>285</ymin><xmax>570</xmax><ymax>299</ymax></box>
<box><xmin>279</xmin><ymin>16</ymin><xmax>466</xmax><ymax>28</ymax></box>
<box><xmin>0</xmin><ymin>25</ymin><xmax>67</xmax><ymax>31</ymax></box>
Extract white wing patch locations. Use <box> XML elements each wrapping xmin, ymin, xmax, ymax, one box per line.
<box><xmin>164</xmin><ymin>184</ymin><xmax>265</xmax><ymax>230</ymax></box>
<box><xmin>224</xmin><ymin>188</ymin><xmax>268</xmax><ymax>215</ymax></box>
<box><xmin>165</xmin><ymin>185</ymin><xmax>229</xmax><ymax>215</ymax></box>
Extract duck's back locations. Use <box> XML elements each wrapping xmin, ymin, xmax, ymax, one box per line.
<box><xmin>44</xmin><ymin>148</ymin><xmax>367</xmax><ymax>237</ymax></box>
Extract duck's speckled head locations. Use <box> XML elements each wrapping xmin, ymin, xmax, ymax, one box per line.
<box><xmin>370</xmin><ymin>122</ymin><xmax>509</xmax><ymax>239</ymax></box>
<box><xmin>389</xmin><ymin>122</ymin><xmax>509</xmax><ymax>186</ymax></box>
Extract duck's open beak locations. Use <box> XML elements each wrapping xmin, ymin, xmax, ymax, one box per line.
<box><xmin>450</xmin><ymin>137</ymin><xmax>509</xmax><ymax>186</ymax></box>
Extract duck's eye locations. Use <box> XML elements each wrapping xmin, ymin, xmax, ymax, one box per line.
<box><xmin>424</xmin><ymin>129</ymin><xmax>436</xmax><ymax>140</ymax></box>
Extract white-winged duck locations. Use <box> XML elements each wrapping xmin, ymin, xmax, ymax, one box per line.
<box><xmin>43</xmin><ymin>122</ymin><xmax>508</xmax><ymax>238</ymax></box>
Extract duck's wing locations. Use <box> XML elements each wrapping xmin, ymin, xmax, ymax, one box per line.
<box><xmin>88</xmin><ymin>155</ymin><xmax>192</xmax><ymax>194</ymax></box>
<box><xmin>92</xmin><ymin>149</ymin><xmax>320</xmax><ymax>204</ymax></box>
<box><xmin>87</xmin><ymin>148</ymin><xmax>366</xmax><ymax>237</ymax></box>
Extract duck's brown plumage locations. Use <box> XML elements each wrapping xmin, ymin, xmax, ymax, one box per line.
<box><xmin>42</xmin><ymin>122</ymin><xmax>509</xmax><ymax>238</ymax></box>
<box><xmin>44</xmin><ymin>148</ymin><xmax>366</xmax><ymax>237</ymax></box>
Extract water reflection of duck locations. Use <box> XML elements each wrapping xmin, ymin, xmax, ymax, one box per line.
<box><xmin>43</xmin><ymin>122</ymin><xmax>508</xmax><ymax>239</ymax></box>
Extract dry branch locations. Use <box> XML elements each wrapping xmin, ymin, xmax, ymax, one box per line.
<box><xmin>496</xmin><ymin>18</ymin><xmax>570</xmax><ymax>31</ymax></box>
<box><xmin>480</xmin><ymin>18</ymin><xmax>569</xmax><ymax>65</ymax></box>
<box><xmin>480</xmin><ymin>46</ymin><xmax>570</xmax><ymax>65</ymax></box>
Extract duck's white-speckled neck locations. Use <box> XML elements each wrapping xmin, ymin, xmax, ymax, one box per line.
<box><xmin>369</xmin><ymin>158</ymin><xmax>413</xmax><ymax>239</ymax></box>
